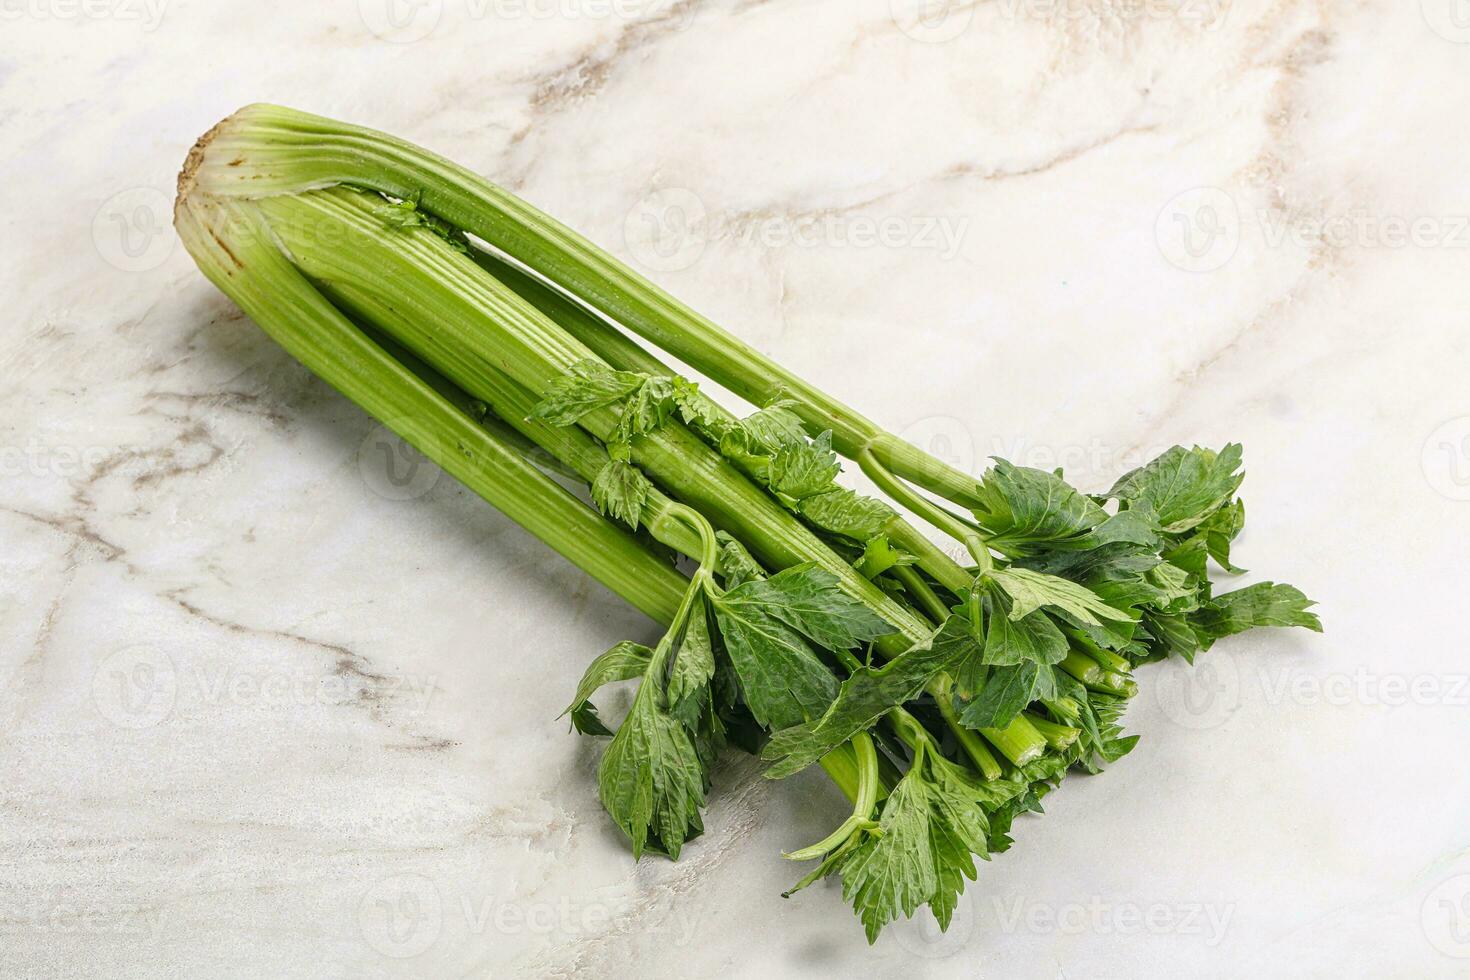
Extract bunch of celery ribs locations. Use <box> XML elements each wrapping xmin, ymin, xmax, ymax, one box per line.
<box><xmin>176</xmin><ymin>105</ymin><xmax>1320</xmax><ymax>942</ymax></box>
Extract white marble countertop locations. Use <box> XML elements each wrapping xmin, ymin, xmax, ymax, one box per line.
<box><xmin>3</xmin><ymin>1</ymin><xmax>1469</xmax><ymax>977</ymax></box>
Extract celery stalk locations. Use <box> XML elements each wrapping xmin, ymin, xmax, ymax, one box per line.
<box><xmin>184</xmin><ymin>103</ymin><xmax>984</xmax><ymax>507</ymax></box>
<box><xmin>170</xmin><ymin>104</ymin><xmax>1322</xmax><ymax>945</ymax></box>
<box><xmin>244</xmin><ymin>184</ymin><xmax>933</xmax><ymax>644</ymax></box>
<box><xmin>238</xmin><ymin>183</ymin><xmax>1048</xmax><ymax>763</ymax></box>
<box><xmin>173</xmin><ymin>192</ymin><xmax>689</xmax><ymax>624</ymax></box>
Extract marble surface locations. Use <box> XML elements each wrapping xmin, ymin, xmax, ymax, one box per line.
<box><xmin>3</xmin><ymin>1</ymin><xmax>1469</xmax><ymax>976</ymax></box>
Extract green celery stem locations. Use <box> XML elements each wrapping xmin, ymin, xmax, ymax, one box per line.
<box><xmin>882</xmin><ymin>518</ymin><xmax>974</xmax><ymax>598</ymax></box>
<box><xmin>936</xmin><ymin>691</ymin><xmax>1002</xmax><ymax>780</ymax></box>
<box><xmin>360</xmin><ymin>313</ymin><xmax>707</xmax><ymax>563</ymax></box>
<box><xmin>192</xmin><ymin>103</ymin><xmax>987</xmax><ymax>511</ymax></box>
<box><xmin>172</xmin><ymin>194</ymin><xmax>689</xmax><ymax>625</ymax></box>
<box><xmin>891</xmin><ymin>565</ymin><xmax>949</xmax><ymax>626</ymax></box>
<box><xmin>177</xmin><ymin>133</ymin><xmax>933</xmax><ymax>853</ymax></box>
<box><xmin>980</xmin><ymin>715</ymin><xmax>1048</xmax><ymax>767</ymax></box>
<box><xmin>1022</xmin><ymin>712</ymin><xmax>1081</xmax><ymax>751</ymax></box>
<box><xmin>183</xmin><ymin>110</ymin><xmax>1052</xmax><ymax>793</ymax></box>
<box><xmin>247</xmin><ymin>186</ymin><xmax>930</xmax><ymax>642</ymax></box>
<box><xmin>1068</xmin><ymin>629</ymin><xmax>1134</xmax><ymax>674</ymax></box>
<box><xmin>1059</xmin><ymin>650</ymin><xmax>1106</xmax><ymax>686</ymax></box>
<box><xmin>1088</xmin><ymin>647</ymin><xmax>1134</xmax><ymax>676</ymax></box>
<box><xmin>1099</xmin><ymin>674</ymin><xmax>1140</xmax><ymax>698</ymax></box>
<box><xmin>817</xmin><ymin>743</ymin><xmax>861</xmax><ymax>803</ymax></box>
<box><xmin>1061</xmin><ymin>650</ymin><xmax>1137</xmax><ymax>696</ymax></box>
<box><xmin>476</xmin><ymin>244</ymin><xmax>981</xmax><ymax>603</ymax></box>
<box><xmin>858</xmin><ymin>449</ymin><xmax>987</xmax><ymax>564</ymax></box>
<box><xmin>469</xmin><ymin>247</ymin><xmax>673</xmax><ymax>377</ymax></box>
<box><xmin>867</xmin><ymin>432</ymin><xmax>985</xmax><ymax>509</ymax></box>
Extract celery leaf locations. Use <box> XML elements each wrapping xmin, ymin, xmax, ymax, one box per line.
<box><xmin>529</xmin><ymin>359</ymin><xmax>644</xmax><ymax>426</ymax></box>
<box><xmin>597</xmin><ymin>679</ymin><xmax>706</xmax><ymax>859</ymax></box>
<box><xmin>1192</xmin><ymin>582</ymin><xmax>1322</xmax><ymax>649</ymax></box>
<box><xmin>1108</xmin><ymin>443</ymin><xmax>1245</xmax><ymax>533</ymax></box>
<box><xmin>591</xmin><ymin>460</ymin><xmax>652</xmax><ymax>530</ymax></box>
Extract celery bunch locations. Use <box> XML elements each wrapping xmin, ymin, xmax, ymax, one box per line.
<box><xmin>174</xmin><ymin>105</ymin><xmax>1320</xmax><ymax>942</ymax></box>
